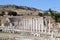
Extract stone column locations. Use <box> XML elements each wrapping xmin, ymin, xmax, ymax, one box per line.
<box><xmin>26</xmin><ymin>19</ymin><xmax>29</xmax><ymax>31</ymax></box>
<box><xmin>41</xmin><ymin>17</ymin><xmax>44</xmax><ymax>32</ymax></box>
<box><xmin>24</xmin><ymin>19</ymin><xmax>26</xmax><ymax>31</ymax></box>
<box><xmin>23</xmin><ymin>19</ymin><xmax>24</xmax><ymax>31</ymax></box>
<box><xmin>32</xmin><ymin>18</ymin><xmax>34</xmax><ymax>32</ymax></box>
<box><xmin>36</xmin><ymin>19</ymin><xmax>38</xmax><ymax>32</ymax></box>
<box><xmin>38</xmin><ymin>20</ymin><xmax>40</xmax><ymax>32</ymax></box>
<box><xmin>32</xmin><ymin>18</ymin><xmax>35</xmax><ymax>32</ymax></box>
<box><xmin>44</xmin><ymin>17</ymin><xmax>48</xmax><ymax>33</ymax></box>
<box><xmin>31</xmin><ymin>18</ymin><xmax>33</xmax><ymax>32</ymax></box>
<box><xmin>49</xmin><ymin>18</ymin><xmax>51</xmax><ymax>33</ymax></box>
<box><xmin>25</xmin><ymin>19</ymin><xmax>27</xmax><ymax>31</ymax></box>
<box><xmin>31</xmin><ymin>18</ymin><xmax>33</xmax><ymax>34</ymax></box>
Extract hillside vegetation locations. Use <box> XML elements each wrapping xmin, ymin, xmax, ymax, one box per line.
<box><xmin>0</xmin><ymin>5</ymin><xmax>60</xmax><ymax>23</ymax></box>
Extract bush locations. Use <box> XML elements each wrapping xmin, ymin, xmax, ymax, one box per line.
<box><xmin>38</xmin><ymin>12</ymin><xmax>43</xmax><ymax>16</ymax></box>
<box><xmin>56</xmin><ymin>18</ymin><xmax>60</xmax><ymax>22</ymax></box>
<box><xmin>0</xmin><ymin>11</ymin><xmax>5</xmax><ymax>16</ymax></box>
<box><xmin>8</xmin><ymin>12</ymin><xmax>17</xmax><ymax>16</ymax></box>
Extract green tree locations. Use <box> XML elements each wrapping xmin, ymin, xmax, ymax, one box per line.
<box><xmin>8</xmin><ymin>12</ymin><xmax>17</xmax><ymax>16</ymax></box>
<box><xmin>56</xmin><ymin>18</ymin><xmax>60</xmax><ymax>22</ymax></box>
<box><xmin>43</xmin><ymin>11</ymin><xmax>49</xmax><ymax>16</ymax></box>
<box><xmin>38</xmin><ymin>12</ymin><xmax>43</xmax><ymax>16</ymax></box>
<box><xmin>0</xmin><ymin>11</ymin><xmax>5</xmax><ymax>16</ymax></box>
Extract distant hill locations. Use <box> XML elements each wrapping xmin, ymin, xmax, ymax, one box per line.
<box><xmin>0</xmin><ymin>5</ymin><xmax>40</xmax><ymax>11</ymax></box>
<box><xmin>0</xmin><ymin>5</ymin><xmax>44</xmax><ymax>16</ymax></box>
<box><xmin>0</xmin><ymin>5</ymin><xmax>60</xmax><ymax>23</ymax></box>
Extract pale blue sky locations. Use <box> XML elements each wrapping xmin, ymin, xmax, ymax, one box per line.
<box><xmin>0</xmin><ymin>0</ymin><xmax>60</xmax><ymax>11</ymax></box>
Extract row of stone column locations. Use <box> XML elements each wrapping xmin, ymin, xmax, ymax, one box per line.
<box><xmin>20</xmin><ymin>17</ymin><xmax>45</xmax><ymax>33</ymax></box>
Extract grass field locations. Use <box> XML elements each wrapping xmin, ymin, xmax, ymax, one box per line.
<box><xmin>0</xmin><ymin>32</ymin><xmax>33</xmax><ymax>37</ymax></box>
